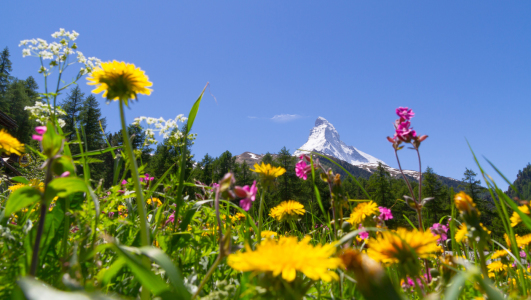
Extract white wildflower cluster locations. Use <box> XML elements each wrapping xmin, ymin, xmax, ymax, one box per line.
<box><xmin>24</xmin><ymin>101</ymin><xmax>66</xmax><ymax>128</ymax></box>
<box><xmin>132</xmin><ymin>115</ymin><xmax>197</xmax><ymax>147</ymax></box>
<box><xmin>19</xmin><ymin>28</ymin><xmax>101</xmax><ymax>76</ymax></box>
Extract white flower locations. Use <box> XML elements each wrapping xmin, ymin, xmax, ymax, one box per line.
<box><xmin>39</xmin><ymin>50</ymin><xmax>53</xmax><ymax>60</ymax></box>
<box><xmin>22</xmin><ymin>49</ymin><xmax>31</xmax><ymax>57</ymax></box>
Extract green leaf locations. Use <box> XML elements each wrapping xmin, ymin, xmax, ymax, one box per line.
<box><xmin>74</xmin><ymin>157</ymin><xmax>104</xmax><ymax>164</ymax></box>
<box><xmin>98</xmin><ymin>257</ymin><xmax>126</xmax><ymax>286</ymax></box>
<box><xmin>186</xmin><ymin>83</ymin><xmax>207</xmax><ymax>133</ymax></box>
<box><xmin>11</xmin><ymin>176</ymin><xmax>29</xmax><ymax>184</ymax></box>
<box><xmin>52</xmin><ymin>156</ymin><xmax>76</xmax><ymax>176</ymax></box>
<box><xmin>17</xmin><ymin>277</ymin><xmax>118</xmax><ymax>300</ymax></box>
<box><xmin>138</xmin><ymin>246</ymin><xmax>191</xmax><ymax>299</ymax></box>
<box><xmin>44</xmin><ymin>177</ymin><xmax>88</xmax><ymax>204</ymax></box>
<box><xmin>71</xmin><ymin>146</ymin><xmax>122</xmax><ymax>158</ymax></box>
<box><xmin>145</xmin><ymin>164</ymin><xmax>174</xmax><ymax>200</ymax></box>
<box><xmin>41</xmin><ymin>122</ymin><xmax>63</xmax><ymax>158</ymax></box>
<box><xmin>444</xmin><ymin>272</ymin><xmax>467</xmax><ymax>300</ymax></box>
<box><xmin>111</xmin><ymin>244</ymin><xmax>171</xmax><ymax>296</ymax></box>
<box><xmin>4</xmin><ymin>187</ymin><xmax>41</xmax><ymax>216</ymax></box>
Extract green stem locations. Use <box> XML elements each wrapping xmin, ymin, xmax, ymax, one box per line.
<box><xmin>119</xmin><ymin>100</ymin><xmax>150</xmax><ymax>300</ymax></box>
<box><xmin>257</xmin><ymin>188</ymin><xmax>265</xmax><ymax>244</ymax></box>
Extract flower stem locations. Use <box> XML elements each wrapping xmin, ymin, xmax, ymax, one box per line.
<box><xmin>257</xmin><ymin>188</ymin><xmax>265</xmax><ymax>244</ymax></box>
<box><xmin>394</xmin><ymin>150</ymin><xmax>416</xmax><ymax>202</ymax></box>
<box><xmin>30</xmin><ymin>156</ymin><xmax>54</xmax><ymax>276</ymax></box>
<box><xmin>119</xmin><ymin>100</ymin><xmax>151</xmax><ymax>300</ymax></box>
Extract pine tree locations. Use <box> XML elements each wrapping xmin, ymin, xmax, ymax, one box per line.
<box><xmin>61</xmin><ymin>86</ymin><xmax>85</xmax><ymax>141</ymax></box>
<box><xmin>422</xmin><ymin>166</ymin><xmax>448</xmax><ymax>224</ymax></box>
<box><xmin>460</xmin><ymin>168</ymin><xmax>482</xmax><ymax>202</ymax></box>
<box><xmin>199</xmin><ymin>153</ymin><xmax>215</xmax><ymax>184</ymax></box>
<box><xmin>80</xmin><ymin>95</ymin><xmax>105</xmax><ymax>151</ymax></box>
<box><xmin>3</xmin><ymin>80</ymin><xmax>37</xmax><ymax>143</ymax></box>
<box><xmin>508</xmin><ymin>163</ymin><xmax>531</xmax><ymax>200</ymax></box>
<box><xmin>367</xmin><ymin>162</ymin><xmax>393</xmax><ymax>207</ymax></box>
<box><xmin>0</xmin><ymin>47</ymin><xmax>13</xmax><ymax>95</ymax></box>
<box><xmin>277</xmin><ymin>146</ymin><xmax>295</xmax><ymax>201</ymax></box>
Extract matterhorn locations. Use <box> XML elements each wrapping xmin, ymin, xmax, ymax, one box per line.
<box><xmin>293</xmin><ymin>117</ymin><xmax>385</xmax><ymax>166</ymax></box>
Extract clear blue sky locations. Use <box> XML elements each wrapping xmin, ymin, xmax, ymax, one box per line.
<box><xmin>3</xmin><ymin>1</ymin><xmax>531</xmax><ymax>189</ymax></box>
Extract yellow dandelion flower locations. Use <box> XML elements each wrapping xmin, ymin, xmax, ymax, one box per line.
<box><xmin>270</xmin><ymin>200</ymin><xmax>305</xmax><ymax>222</ymax></box>
<box><xmin>0</xmin><ymin>129</ymin><xmax>24</xmax><ymax>156</ymax></box>
<box><xmin>8</xmin><ymin>183</ymin><xmax>26</xmax><ymax>193</ymax></box>
<box><xmin>118</xmin><ymin>205</ymin><xmax>128</xmax><ymax>219</ymax></box>
<box><xmin>228</xmin><ymin>236</ymin><xmax>342</xmax><ymax>282</ymax></box>
<box><xmin>347</xmin><ymin>201</ymin><xmax>379</xmax><ymax>225</ymax></box>
<box><xmin>454</xmin><ymin>191</ymin><xmax>478</xmax><ymax>214</ymax></box>
<box><xmin>147</xmin><ymin>197</ymin><xmax>162</xmax><ymax>207</ymax></box>
<box><xmin>261</xmin><ymin>230</ymin><xmax>278</xmax><ymax>238</ymax></box>
<box><xmin>491</xmin><ymin>250</ymin><xmax>510</xmax><ymax>260</ymax></box>
<box><xmin>251</xmin><ymin>163</ymin><xmax>286</xmax><ymax>188</ymax></box>
<box><xmin>455</xmin><ymin>223</ymin><xmax>468</xmax><ymax>243</ymax></box>
<box><xmin>366</xmin><ymin>228</ymin><xmax>441</xmax><ymax>265</ymax></box>
<box><xmin>87</xmin><ymin>61</ymin><xmax>152</xmax><ymax>102</ymax></box>
<box><xmin>487</xmin><ymin>261</ymin><xmax>507</xmax><ymax>273</ymax></box>
<box><xmin>229</xmin><ymin>212</ymin><xmax>246</xmax><ymax>222</ymax></box>
<box><xmin>517</xmin><ymin>234</ymin><xmax>531</xmax><ymax>247</ymax></box>
<box><xmin>510</xmin><ymin>205</ymin><xmax>530</xmax><ymax>227</ymax></box>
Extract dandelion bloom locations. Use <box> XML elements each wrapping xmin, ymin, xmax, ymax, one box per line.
<box><xmin>270</xmin><ymin>200</ymin><xmax>305</xmax><ymax>222</ymax></box>
<box><xmin>455</xmin><ymin>223</ymin><xmax>468</xmax><ymax>243</ymax></box>
<box><xmin>251</xmin><ymin>162</ymin><xmax>286</xmax><ymax>180</ymax></box>
<box><xmin>491</xmin><ymin>250</ymin><xmax>510</xmax><ymax>260</ymax></box>
<box><xmin>261</xmin><ymin>230</ymin><xmax>278</xmax><ymax>238</ymax></box>
<box><xmin>487</xmin><ymin>261</ymin><xmax>507</xmax><ymax>273</ymax></box>
<box><xmin>516</xmin><ymin>234</ymin><xmax>531</xmax><ymax>247</ymax></box>
<box><xmin>0</xmin><ymin>129</ymin><xmax>24</xmax><ymax>156</ymax></box>
<box><xmin>232</xmin><ymin>213</ymin><xmax>247</xmax><ymax>222</ymax></box>
<box><xmin>348</xmin><ymin>201</ymin><xmax>379</xmax><ymax>225</ymax></box>
<box><xmin>367</xmin><ymin>228</ymin><xmax>441</xmax><ymax>265</ymax></box>
<box><xmin>87</xmin><ymin>60</ymin><xmax>152</xmax><ymax>102</ymax></box>
<box><xmin>510</xmin><ymin>205</ymin><xmax>530</xmax><ymax>227</ymax></box>
<box><xmin>8</xmin><ymin>183</ymin><xmax>26</xmax><ymax>193</ymax></box>
<box><xmin>227</xmin><ymin>236</ymin><xmax>342</xmax><ymax>282</ymax></box>
<box><xmin>454</xmin><ymin>191</ymin><xmax>478</xmax><ymax>214</ymax></box>
<box><xmin>147</xmin><ymin>197</ymin><xmax>162</xmax><ymax>207</ymax></box>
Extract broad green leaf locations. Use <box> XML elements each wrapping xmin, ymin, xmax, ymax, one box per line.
<box><xmin>74</xmin><ymin>157</ymin><xmax>104</xmax><ymax>164</ymax></box>
<box><xmin>4</xmin><ymin>187</ymin><xmax>41</xmax><ymax>215</ymax></box>
<box><xmin>444</xmin><ymin>272</ymin><xmax>467</xmax><ymax>300</ymax></box>
<box><xmin>187</xmin><ymin>83</ymin><xmax>207</xmax><ymax>133</ymax></box>
<box><xmin>44</xmin><ymin>177</ymin><xmax>88</xmax><ymax>204</ymax></box>
<box><xmin>111</xmin><ymin>244</ymin><xmax>171</xmax><ymax>296</ymax></box>
<box><xmin>11</xmin><ymin>176</ymin><xmax>29</xmax><ymax>184</ymax></box>
<box><xmin>98</xmin><ymin>257</ymin><xmax>126</xmax><ymax>286</ymax></box>
<box><xmin>138</xmin><ymin>246</ymin><xmax>191</xmax><ymax>299</ymax></box>
<box><xmin>17</xmin><ymin>277</ymin><xmax>118</xmax><ymax>300</ymax></box>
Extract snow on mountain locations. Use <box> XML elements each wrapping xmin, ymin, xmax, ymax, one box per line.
<box><xmin>293</xmin><ymin>117</ymin><xmax>385</xmax><ymax>166</ymax></box>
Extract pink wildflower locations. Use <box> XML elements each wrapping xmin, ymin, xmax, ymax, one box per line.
<box><xmin>429</xmin><ymin>223</ymin><xmax>448</xmax><ymax>243</ymax></box>
<box><xmin>60</xmin><ymin>171</ymin><xmax>70</xmax><ymax>177</ymax></box>
<box><xmin>396</xmin><ymin>107</ymin><xmax>415</xmax><ymax>120</ymax></box>
<box><xmin>378</xmin><ymin>207</ymin><xmax>393</xmax><ymax>221</ymax></box>
<box><xmin>234</xmin><ymin>180</ymin><xmax>257</xmax><ymax>211</ymax></box>
<box><xmin>165</xmin><ymin>213</ymin><xmax>175</xmax><ymax>226</ymax></box>
<box><xmin>358</xmin><ymin>225</ymin><xmax>369</xmax><ymax>240</ymax></box>
<box><xmin>32</xmin><ymin>126</ymin><xmax>47</xmax><ymax>141</ymax></box>
<box><xmin>295</xmin><ymin>160</ymin><xmax>312</xmax><ymax>180</ymax></box>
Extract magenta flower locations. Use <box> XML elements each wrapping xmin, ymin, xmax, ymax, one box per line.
<box><xmin>394</xmin><ymin>121</ymin><xmax>418</xmax><ymax>142</ymax></box>
<box><xmin>396</xmin><ymin>107</ymin><xmax>415</xmax><ymax>120</ymax></box>
<box><xmin>520</xmin><ymin>251</ymin><xmax>527</xmax><ymax>258</ymax></box>
<box><xmin>60</xmin><ymin>171</ymin><xmax>70</xmax><ymax>177</ymax></box>
<box><xmin>378</xmin><ymin>207</ymin><xmax>393</xmax><ymax>221</ymax></box>
<box><xmin>108</xmin><ymin>211</ymin><xmax>115</xmax><ymax>218</ymax></box>
<box><xmin>429</xmin><ymin>223</ymin><xmax>448</xmax><ymax>243</ymax></box>
<box><xmin>32</xmin><ymin>126</ymin><xmax>47</xmax><ymax>141</ymax></box>
<box><xmin>358</xmin><ymin>224</ymin><xmax>369</xmax><ymax>240</ymax></box>
<box><xmin>234</xmin><ymin>180</ymin><xmax>257</xmax><ymax>211</ymax></box>
<box><xmin>140</xmin><ymin>173</ymin><xmax>154</xmax><ymax>183</ymax></box>
<box><xmin>121</xmin><ymin>180</ymin><xmax>127</xmax><ymax>185</ymax></box>
<box><xmin>165</xmin><ymin>213</ymin><xmax>175</xmax><ymax>226</ymax></box>
<box><xmin>295</xmin><ymin>160</ymin><xmax>312</xmax><ymax>180</ymax></box>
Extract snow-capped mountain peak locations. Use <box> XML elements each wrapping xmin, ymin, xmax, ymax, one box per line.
<box><xmin>293</xmin><ymin>117</ymin><xmax>385</xmax><ymax>166</ymax></box>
